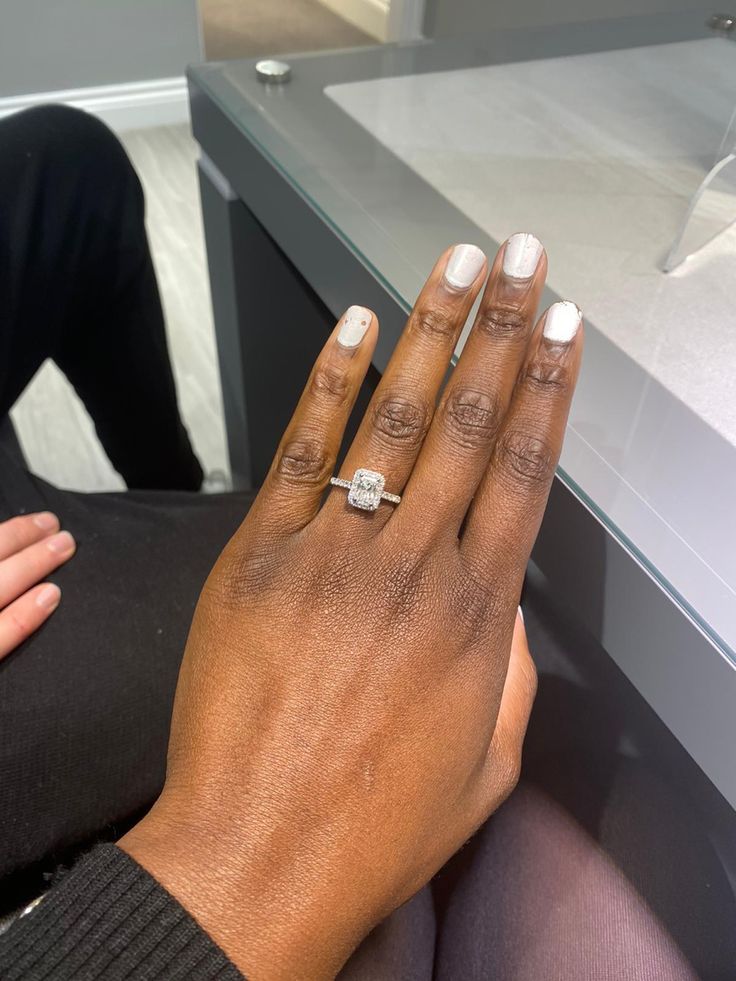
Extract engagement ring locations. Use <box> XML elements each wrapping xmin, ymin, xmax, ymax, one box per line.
<box><xmin>330</xmin><ymin>469</ymin><xmax>401</xmax><ymax>512</ymax></box>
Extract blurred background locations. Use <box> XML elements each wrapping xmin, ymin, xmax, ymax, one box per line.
<box><xmin>0</xmin><ymin>0</ymin><xmax>720</xmax><ymax>492</ymax></box>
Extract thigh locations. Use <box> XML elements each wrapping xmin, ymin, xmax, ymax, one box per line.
<box><xmin>433</xmin><ymin>781</ymin><xmax>705</xmax><ymax>981</ymax></box>
<box><xmin>431</xmin><ymin>579</ymin><xmax>736</xmax><ymax>981</ymax></box>
<box><xmin>0</xmin><ymin>447</ymin><xmax>253</xmax><ymax>893</ymax></box>
<box><xmin>338</xmin><ymin>887</ymin><xmax>435</xmax><ymax>981</ymax></box>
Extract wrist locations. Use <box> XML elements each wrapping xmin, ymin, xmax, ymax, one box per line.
<box><xmin>118</xmin><ymin>796</ymin><xmax>363</xmax><ymax>980</ymax></box>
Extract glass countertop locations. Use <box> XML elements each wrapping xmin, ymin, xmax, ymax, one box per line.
<box><xmin>190</xmin><ymin>12</ymin><xmax>736</xmax><ymax>662</ymax></box>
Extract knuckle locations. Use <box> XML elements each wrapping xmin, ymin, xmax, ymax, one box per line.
<box><xmin>5</xmin><ymin>608</ymin><xmax>31</xmax><ymax>642</ymax></box>
<box><xmin>276</xmin><ymin>438</ymin><xmax>330</xmax><ymax>484</ymax></box>
<box><xmin>496</xmin><ymin>430</ymin><xmax>555</xmax><ymax>486</ymax></box>
<box><xmin>456</xmin><ymin>577</ymin><xmax>490</xmax><ymax>632</ymax></box>
<box><xmin>372</xmin><ymin>395</ymin><xmax>430</xmax><ymax>447</ymax></box>
<box><xmin>443</xmin><ymin>388</ymin><xmax>500</xmax><ymax>450</ymax></box>
<box><xmin>411</xmin><ymin>303</ymin><xmax>457</xmax><ymax>341</ymax></box>
<box><xmin>523</xmin><ymin>358</ymin><xmax>572</xmax><ymax>396</ymax></box>
<box><xmin>477</xmin><ymin>305</ymin><xmax>527</xmax><ymax>340</ymax></box>
<box><xmin>383</xmin><ymin>551</ymin><xmax>432</xmax><ymax>616</ymax></box>
<box><xmin>310</xmin><ymin>364</ymin><xmax>351</xmax><ymax>402</ymax></box>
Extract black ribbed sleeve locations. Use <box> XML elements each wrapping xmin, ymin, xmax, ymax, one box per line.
<box><xmin>0</xmin><ymin>845</ymin><xmax>243</xmax><ymax>980</ymax></box>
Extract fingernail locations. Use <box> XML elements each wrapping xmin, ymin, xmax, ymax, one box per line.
<box><xmin>337</xmin><ymin>305</ymin><xmax>372</xmax><ymax>348</ymax></box>
<box><xmin>33</xmin><ymin>512</ymin><xmax>59</xmax><ymax>532</ymax></box>
<box><xmin>543</xmin><ymin>301</ymin><xmax>582</xmax><ymax>343</ymax></box>
<box><xmin>517</xmin><ymin>605</ymin><xmax>525</xmax><ymax>623</ymax></box>
<box><xmin>444</xmin><ymin>243</ymin><xmax>486</xmax><ymax>290</ymax></box>
<box><xmin>503</xmin><ymin>233</ymin><xmax>543</xmax><ymax>280</ymax></box>
<box><xmin>46</xmin><ymin>531</ymin><xmax>75</xmax><ymax>555</ymax></box>
<box><xmin>36</xmin><ymin>584</ymin><xmax>61</xmax><ymax>611</ymax></box>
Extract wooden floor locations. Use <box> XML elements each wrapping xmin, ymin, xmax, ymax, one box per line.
<box><xmin>11</xmin><ymin>124</ymin><xmax>229</xmax><ymax>493</ymax></box>
<box><xmin>200</xmin><ymin>0</ymin><xmax>373</xmax><ymax>60</ymax></box>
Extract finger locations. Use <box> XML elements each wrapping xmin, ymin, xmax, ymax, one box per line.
<box><xmin>482</xmin><ymin>609</ymin><xmax>537</xmax><ymax>802</ymax></box>
<box><xmin>462</xmin><ymin>301</ymin><xmax>583</xmax><ymax>592</ymax></box>
<box><xmin>398</xmin><ymin>234</ymin><xmax>546</xmax><ymax>540</ymax></box>
<box><xmin>0</xmin><ymin>531</ymin><xmax>76</xmax><ymax>609</ymax></box>
<box><xmin>321</xmin><ymin>244</ymin><xmax>487</xmax><ymax>531</ymax></box>
<box><xmin>0</xmin><ymin>583</ymin><xmax>61</xmax><ymax>661</ymax></box>
<box><xmin>0</xmin><ymin>512</ymin><xmax>60</xmax><ymax>562</ymax></box>
<box><xmin>251</xmin><ymin>305</ymin><xmax>378</xmax><ymax>534</ymax></box>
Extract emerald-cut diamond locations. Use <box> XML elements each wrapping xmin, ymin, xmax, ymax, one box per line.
<box><xmin>347</xmin><ymin>468</ymin><xmax>385</xmax><ymax>511</ymax></box>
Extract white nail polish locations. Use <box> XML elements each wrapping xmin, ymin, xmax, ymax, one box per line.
<box><xmin>503</xmin><ymin>233</ymin><xmax>543</xmax><ymax>280</ymax></box>
<box><xmin>543</xmin><ymin>301</ymin><xmax>581</xmax><ymax>343</ymax></box>
<box><xmin>337</xmin><ymin>305</ymin><xmax>372</xmax><ymax>348</ymax></box>
<box><xmin>444</xmin><ymin>244</ymin><xmax>486</xmax><ymax>290</ymax></box>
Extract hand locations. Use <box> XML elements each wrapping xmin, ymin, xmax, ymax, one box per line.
<box><xmin>0</xmin><ymin>512</ymin><xmax>76</xmax><ymax>660</ymax></box>
<box><xmin>121</xmin><ymin>236</ymin><xmax>583</xmax><ymax>979</ymax></box>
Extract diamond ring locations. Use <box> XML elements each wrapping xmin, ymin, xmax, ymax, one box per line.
<box><xmin>330</xmin><ymin>468</ymin><xmax>401</xmax><ymax>512</ymax></box>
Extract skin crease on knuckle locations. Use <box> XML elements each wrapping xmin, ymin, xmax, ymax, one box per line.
<box><xmin>371</xmin><ymin>394</ymin><xmax>430</xmax><ymax>447</ymax></box>
<box><xmin>442</xmin><ymin>388</ymin><xmax>501</xmax><ymax>451</ymax></box>
<box><xmin>496</xmin><ymin>429</ymin><xmax>555</xmax><ymax>487</ymax></box>
<box><xmin>275</xmin><ymin>438</ymin><xmax>331</xmax><ymax>484</ymax></box>
<box><xmin>310</xmin><ymin>362</ymin><xmax>352</xmax><ymax>402</ymax></box>
<box><xmin>523</xmin><ymin>354</ymin><xmax>572</xmax><ymax>396</ymax></box>
<box><xmin>476</xmin><ymin>303</ymin><xmax>527</xmax><ymax>340</ymax></box>
<box><xmin>411</xmin><ymin>302</ymin><xmax>458</xmax><ymax>341</ymax></box>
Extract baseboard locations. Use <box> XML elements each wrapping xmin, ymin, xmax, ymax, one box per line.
<box><xmin>316</xmin><ymin>0</ymin><xmax>389</xmax><ymax>41</ymax></box>
<box><xmin>0</xmin><ymin>76</ymin><xmax>189</xmax><ymax>133</ymax></box>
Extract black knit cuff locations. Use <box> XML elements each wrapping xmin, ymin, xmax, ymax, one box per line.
<box><xmin>0</xmin><ymin>844</ymin><xmax>243</xmax><ymax>980</ymax></box>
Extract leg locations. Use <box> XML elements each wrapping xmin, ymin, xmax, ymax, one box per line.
<box><xmin>0</xmin><ymin>444</ymin><xmax>252</xmax><ymax>907</ymax></box>
<box><xmin>433</xmin><ymin>782</ymin><xmax>705</xmax><ymax>981</ymax></box>
<box><xmin>0</xmin><ymin>105</ymin><xmax>202</xmax><ymax>490</ymax></box>
<box><xmin>431</xmin><ymin>578</ymin><xmax>736</xmax><ymax>980</ymax></box>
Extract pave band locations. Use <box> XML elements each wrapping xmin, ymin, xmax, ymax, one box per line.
<box><xmin>330</xmin><ymin>469</ymin><xmax>401</xmax><ymax>512</ymax></box>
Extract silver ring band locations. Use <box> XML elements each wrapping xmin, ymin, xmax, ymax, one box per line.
<box><xmin>330</xmin><ymin>469</ymin><xmax>401</xmax><ymax>512</ymax></box>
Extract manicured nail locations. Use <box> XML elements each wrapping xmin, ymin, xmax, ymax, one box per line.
<box><xmin>503</xmin><ymin>233</ymin><xmax>543</xmax><ymax>280</ymax></box>
<box><xmin>517</xmin><ymin>605</ymin><xmax>524</xmax><ymax>623</ymax></box>
<box><xmin>46</xmin><ymin>531</ymin><xmax>75</xmax><ymax>555</ymax></box>
<box><xmin>543</xmin><ymin>301</ymin><xmax>582</xmax><ymax>343</ymax></box>
<box><xmin>337</xmin><ymin>305</ymin><xmax>372</xmax><ymax>348</ymax></box>
<box><xmin>444</xmin><ymin>244</ymin><xmax>486</xmax><ymax>290</ymax></box>
<box><xmin>33</xmin><ymin>512</ymin><xmax>59</xmax><ymax>532</ymax></box>
<box><xmin>36</xmin><ymin>583</ymin><xmax>61</xmax><ymax>611</ymax></box>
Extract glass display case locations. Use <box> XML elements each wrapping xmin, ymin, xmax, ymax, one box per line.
<box><xmin>188</xmin><ymin>9</ymin><xmax>736</xmax><ymax>804</ymax></box>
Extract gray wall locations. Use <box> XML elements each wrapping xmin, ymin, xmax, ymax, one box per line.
<box><xmin>424</xmin><ymin>0</ymin><xmax>714</xmax><ymax>37</ymax></box>
<box><xmin>0</xmin><ymin>0</ymin><xmax>201</xmax><ymax>98</ymax></box>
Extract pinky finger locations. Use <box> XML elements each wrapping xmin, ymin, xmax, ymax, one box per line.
<box><xmin>251</xmin><ymin>305</ymin><xmax>377</xmax><ymax>534</ymax></box>
<box><xmin>0</xmin><ymin>583</ymin><xmax>61</xmax><ymax>661</ymax></box>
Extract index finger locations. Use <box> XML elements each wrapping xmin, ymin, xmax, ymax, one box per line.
<box><xmin>0</xmin><ymin>513</ymin><xmax>60</xmax><ymax>562</ymax></box>
<box><xmin>461</xmin><ymin>300</ymin><xmax>583</xmax><ymax>591</ymax></box>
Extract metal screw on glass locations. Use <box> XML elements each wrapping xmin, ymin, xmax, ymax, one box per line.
<box><xmin>255</xmin><ymin>60</ymin><xmax>292</xmax><ymax>84</ymax></box>
<box><xmin>708</xmin><ymin>13</ymin><xmax>735</xmax><ymax>33</ymax></box>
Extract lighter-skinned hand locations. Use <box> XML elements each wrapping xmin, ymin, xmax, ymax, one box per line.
<box><xmin>0</xmin><ymin>512</ymin><xmax>75</xmax><ymax>660</ymax></box>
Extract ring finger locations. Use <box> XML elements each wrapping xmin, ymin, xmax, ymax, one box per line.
<box><xmin>321</xmin><ymin>243</ymin><xmax>488</xmax><ymax>531</ymax></box>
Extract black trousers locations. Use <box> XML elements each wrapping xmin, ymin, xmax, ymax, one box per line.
<box><xmin>0</xmin><ymin>103</ymin><xmax>245</xmax><ymax>899</ymax></box>
<box><xmin>0</xmin><ymin>104</ymin><xmax>202</xmax><ymax>491</ymax></box>
<box><xmin>0</xmin><ymin>106</ymin><xmax>732</xmax><ymax>979</ymax></box>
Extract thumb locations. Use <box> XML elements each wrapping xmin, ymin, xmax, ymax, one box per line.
<box><xmin>482</xmin><ymin>607</ymin><xmax>538</xmax><ymax>804</ymax></box>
